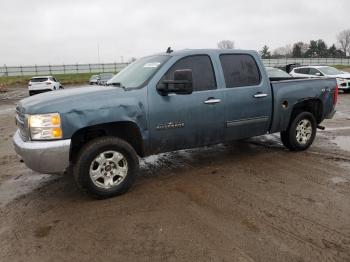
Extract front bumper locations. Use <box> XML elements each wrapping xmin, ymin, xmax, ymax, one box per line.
<box><xmin>29</xmin><ymin>89</ymin><xmax>52</xmax><ymax>96</ymax></box>
<box><xmin>337</xmin><ymin>79</ymin><xmax>350</xmax><ymax>90</ymax></box>
<box><xmin>13</xmin><ymin>130</ymin><xmax>71</xmax><ymax>174</ymax></box>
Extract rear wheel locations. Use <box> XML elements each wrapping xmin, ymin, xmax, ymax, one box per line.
<box><xmin>74</xmin><ymin>137</ymin><xmax>139</xmax><ymax>199</ymax></box>
<box><xmin>280</xmin><ymin>111</ymin><xmax>316</xmax><ymax>151</ymax></box>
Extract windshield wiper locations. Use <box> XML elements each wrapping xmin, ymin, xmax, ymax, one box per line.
<box><xmin>107</xmin><ymin>82</ymin><xmax>125</xmax><ymax>89</ymax></box>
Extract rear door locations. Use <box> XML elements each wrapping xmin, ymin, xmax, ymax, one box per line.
<box><xmin>219</xmin><ymin>54</ymin><xmax>272</xmax><ymax>141</ymax></box>
<box><xmin>148</xmin><ymin>54</ymin><xmax>225</xmax><ymax>153</ymax></box>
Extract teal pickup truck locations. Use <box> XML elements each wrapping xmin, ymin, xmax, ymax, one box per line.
<box><xmin>14</xmin><ymin>49</ymin><xmax>338</xmax><ymax>198</ymax></box>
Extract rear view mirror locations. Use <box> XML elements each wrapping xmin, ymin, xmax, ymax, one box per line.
<box><xmin>157</xmin><ymin>69</ymin><xmax>193</xmax><ymax>95</ymax></box>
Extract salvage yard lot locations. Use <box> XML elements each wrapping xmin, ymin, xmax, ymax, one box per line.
<box><xmin>1</xmin><ymin>87</ymin><xmax>350</xmax><ymax>261</ymax></box>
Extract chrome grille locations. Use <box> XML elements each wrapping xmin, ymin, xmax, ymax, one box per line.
<box><xmin>15</xmin><ymin>106</ymin><xmax>29</xmax><ymax>141</ymax></box>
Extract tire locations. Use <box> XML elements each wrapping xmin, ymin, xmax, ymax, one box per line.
<box><xmin>343</xmin><ymin>89</ymin><xmax>350</xmax><ymax>94</ymax></box>
<box><xmin>74</xmin><ymin>136</ymin><xmax>139</xmax><ymax>199</ymax></box>
<box><xmin>280</xmin><ymin>111</ymin><xmax>317</xmax><ymax>151</ymax></box>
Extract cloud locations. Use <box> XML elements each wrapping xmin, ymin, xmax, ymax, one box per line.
<box><xmin>0</xmin><ymin>0</ymin><xmax>349</xmax><ymax>65</ymax></box>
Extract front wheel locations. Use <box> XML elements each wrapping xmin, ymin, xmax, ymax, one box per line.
<box><xmin>74</xmin><ymin>137</ymin><xmax>139</xmax><ymax>199</ymax></box>
<box><xmin>280</xmin><ymin>111</ymin><xmax>317</xmax><ymax>151</ymax></box>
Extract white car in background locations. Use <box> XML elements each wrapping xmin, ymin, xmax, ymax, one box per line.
<box><xmin>28</xmin><ymin>76</ymin><xmax>63</xmax><ymax>96</ymax></box>
<box><xmin>290</xmin><ymin>66</ymin><xmax>350</xmax><ymax>93</ymax></box>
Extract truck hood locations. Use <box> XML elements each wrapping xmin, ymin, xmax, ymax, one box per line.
<box><xmin>18</xmin><ymin>86</ymin><xmax>126</xmax><ymax>114</ymax></box>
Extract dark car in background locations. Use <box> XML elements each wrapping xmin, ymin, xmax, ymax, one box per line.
<box><xmin>266</xmin><ymin>67</ymin><xmax>292</xmax><ymax>81</ymax></box>
<box><xmin>97</xmin><ymin>73</ymin><xmax>115</xmax><ymax>85</ymax></box>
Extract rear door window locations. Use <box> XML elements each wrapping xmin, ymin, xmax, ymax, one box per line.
<box><xmin>219</xmin><ymin>54</ymin><xmax>261</xmax><ymax>88</ymax></box>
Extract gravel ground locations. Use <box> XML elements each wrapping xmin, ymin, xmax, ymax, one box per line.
<box><xmin>1</xmin><ymin>87</ymin><xmax>350</xmax><ymax>262</ymax></box>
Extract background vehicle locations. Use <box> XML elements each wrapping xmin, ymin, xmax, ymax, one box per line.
<box><xmin>89</xmin><ymin>74</ymin><xmax>99</xmax><ymax>85</ymax></box>
<box><xmin>290</xmin><ymin>65</ymin><xmax>350</xmax><ymax>93</ymax></box>
<box><xmin>14</xmin><ymin>49</ymin><xmax>338</xmax><ymax>198</ymax></box>
<box><xmin>28</xmin><ymin>76</ymin><xmax>63</xmax><ymax>96</ymax></box>
<box><xmin>266</xmin><ymin>67</ymin><xmax>292</xmax><ymax>80</ymax></box>
<box><xmin>97</xmin><ymin>73</ymin><xmax>115</xmax><ymax>85</ymax></box>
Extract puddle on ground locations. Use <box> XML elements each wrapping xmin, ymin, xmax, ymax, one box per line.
<box><xmin>332</xmin><ymin>136</ymin><xmax>350</xmax><ymax>152</ymax></box>
<box><xmin>0</xmin><ymin>173</ymin><xmax>56</xmax><ymax>207</ymax></box>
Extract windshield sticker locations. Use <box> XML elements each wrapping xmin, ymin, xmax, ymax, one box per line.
<box><xmin>144</xmin><ymin>62</ymin><xmax>161</xmax><ymax>68</ymax></box>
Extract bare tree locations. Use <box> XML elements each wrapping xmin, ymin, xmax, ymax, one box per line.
<box><xmin>337</xmin><ymin>29</ymin><xmax>350</xmax><ymax>56</ymax></box>
<box><xmin>272</xmin><ymin>44</ymin><xmax>292</xmax><ymax>57</ymax></box>
<box><xmin>217</xmin><ymin>40</ymin><xmax>235</xmax><ymax>49</ymax></box>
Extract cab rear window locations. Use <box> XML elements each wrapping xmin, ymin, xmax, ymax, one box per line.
<box><xmin>30</xmin><ymin>78</ymin><xmax>48</xmax><ymax>82</ymax></box>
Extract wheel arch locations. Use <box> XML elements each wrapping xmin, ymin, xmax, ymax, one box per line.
<box><xmin>290</xmin><ymin>98</ymin><xmax>323</xmax><ymax>124</ymax></box>
<box><xmin>70</xmin><ymin>121</ymin><xmax>145</xmax><ymax>163</ymax></box>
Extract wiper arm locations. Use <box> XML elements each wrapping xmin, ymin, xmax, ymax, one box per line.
<box><xmin>107</xmin><ymin>82</ymin><xmax>125</xmax><ymax>89</ymax></box>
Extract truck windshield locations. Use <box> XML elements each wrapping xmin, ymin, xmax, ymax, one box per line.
<box><xmin>107</xmin><ymin>55</ymin><xmax>170</xmax><ymax>89</ymax></box>
<box><xmin>319</xmin><ymin>67</ymin><xmax>342</xmax><ymax>75</ymax></box>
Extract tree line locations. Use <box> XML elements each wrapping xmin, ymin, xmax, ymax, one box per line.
<box><xmin>218</xmin><ymin>29</ymin><xmax>350</xmax><ymax>59</ymax></box>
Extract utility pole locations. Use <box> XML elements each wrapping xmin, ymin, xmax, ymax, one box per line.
<box><xmin>97</xmin><ymin>44</ymin><xmax>101</xmax><ymax>72</ymax></box>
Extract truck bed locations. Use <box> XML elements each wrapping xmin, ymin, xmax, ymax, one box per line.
<box><xmin>269</xmin><ymin>77</ymin><xmax>337</xmax><ymax>133</ymax></box>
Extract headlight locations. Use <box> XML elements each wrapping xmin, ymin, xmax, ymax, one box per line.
<box><xmin>29</xmin><ymin>113</ymin><xmax>62</xmax><ymax>140</ymax></box>
<box><xmin>336</xmin><ymin>78</ymin><xmax>345</xmax><ymax>83</ymax></box>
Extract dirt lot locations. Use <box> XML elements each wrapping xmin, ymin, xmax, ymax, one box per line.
<box><xmin>1</xmin><ymin>87</ymin><xmax>350</xmax><ymax>262</ymax></box>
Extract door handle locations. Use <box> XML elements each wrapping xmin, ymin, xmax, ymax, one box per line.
<box><xmin>253</xmin><ymin>93</ymin><xmax>268</xmax><ymax>98</ymax></box>
<box><xmin>204</xmin><ymin>98</ymin><xmax>221</xmax><ymax>104</ymax></box>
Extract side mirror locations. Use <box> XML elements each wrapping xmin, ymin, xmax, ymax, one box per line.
<box><xmin>315</xmin><ymin>72</ymin><xmax>321</xmax><ymax>76</ymax></box>
<box><xmin>157</xmin><ymin>69</ymin><xmax>193</xmax><ymax>95</ymax></box>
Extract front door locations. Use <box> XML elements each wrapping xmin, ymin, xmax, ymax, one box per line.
<box><xmin>148</xmin><ymin>55</ymin><xmax>225</xmax><ymax>154</ymax></box>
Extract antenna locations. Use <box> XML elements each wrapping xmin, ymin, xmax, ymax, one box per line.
<box><xmin>166</xmin><ymin>47</ymin><xmax>173</xmax><ymax>54</ymax></box>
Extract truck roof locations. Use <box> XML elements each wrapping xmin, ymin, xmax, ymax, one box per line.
<box><xmin>155</xmin><ymin>48</ymin><xmax>259</xmax><ymax>57</ymax></box>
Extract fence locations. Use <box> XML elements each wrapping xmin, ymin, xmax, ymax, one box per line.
<box><xmin>1</xmin><ymin>58</ymin><xmax>350</xmax><ymax>77</ymax></box>
<box><xmin>0</xmin><ymin>62</ymin><xmax>129</xmax><ymax>77</ymax></box>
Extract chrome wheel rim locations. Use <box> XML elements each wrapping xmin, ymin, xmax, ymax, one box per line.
<box><xmin>89</xmin><ymin>150</ymin><xmax>128</xmax><ymax>189</ymax></box>
<box><xmin>296</xmin><ymin>119</ymin><xmax>312</xmax><ymax>145</ymax></box>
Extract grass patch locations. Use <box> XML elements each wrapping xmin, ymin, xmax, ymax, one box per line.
<box><xmin>333</xmin><ymin>65</ymin><xmax>350</xmax><ymax>72</ymax></box>
<box><xmin>0</xmin><ymin>72</ymin><xmax>116</xmax><ymax>88</ymax></box>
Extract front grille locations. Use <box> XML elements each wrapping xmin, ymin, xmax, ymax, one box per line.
<box><xmin>15</xmin><ymin>106</ymin><xmax>29</xmax><ymax>141</ymax></box>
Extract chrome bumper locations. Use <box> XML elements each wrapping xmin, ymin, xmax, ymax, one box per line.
<box><xmin>13</xmin><ymin>130</ymin><xmax>71</xmax><ymax>174</ymax></box>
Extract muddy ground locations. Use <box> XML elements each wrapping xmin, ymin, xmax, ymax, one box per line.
<box><xmin>1</xmin><ymin>87</ymin><xmax>350</xmax><ymax>262</ymax></box>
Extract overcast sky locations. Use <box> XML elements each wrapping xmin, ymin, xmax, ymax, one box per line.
<box><xmin>0</xmin><ymin>0</ymin><xmax>349</xmax><ymax>65</ymax></box>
